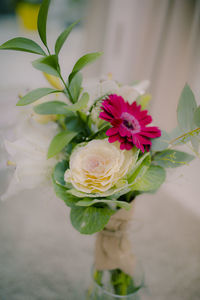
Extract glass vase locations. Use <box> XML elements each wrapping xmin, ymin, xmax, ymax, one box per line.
<box><xmin>87</xmin><ymin>260</ymin><xmax>144</xmax><ymax>300</ymax></box>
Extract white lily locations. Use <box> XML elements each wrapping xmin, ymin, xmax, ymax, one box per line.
<box><xmin>1</xmin><ymin>117</ymin><xmax>58</xmax><ymax>201</ymax></box>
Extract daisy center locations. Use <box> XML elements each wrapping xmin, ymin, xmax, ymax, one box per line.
<box><xmin>121</xmin><ymin>112</ymin><xmax>140</xmax><ymax>132</ymax></box>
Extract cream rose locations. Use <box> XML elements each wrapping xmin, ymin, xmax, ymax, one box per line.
<box><xmin>64</xmin><ymin>139</ymin><xmax>136</xmax><ymax>194</ymax></box>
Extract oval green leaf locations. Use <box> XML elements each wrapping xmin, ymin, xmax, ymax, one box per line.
<box><xmin>55</xmin><ymin>20</ymin><xmax>79</xmax><ymax>55</ymax></box>
<box><xmin>37</xmin><ymin>0</ymin><xmax>51</xmax><ymax>47</ymax></box>
<box><xmin>32</xmin><ymin>55</ymin><xmax>60</xmax><ymax>77</ymax></box>
<box><xmin>151</xmin><ymin>130</ymin><xmax>170</xmax><ymax>151</ymax></box>
<box><xmin>0</xmin><ymin>37</ymin><xmax>46</xmax><ymax>55</ymax></box>
<box><xmin>53</xmin><ymin>160</ymin><xmax>71</xmax><ymax>188</ymax></box>
<box><xmin>153</xmin><ymin>149</ymin><xmax>194</xmax><ymax>168</ymax></box>
<box><xmin>52</xmin><ymin>177</ymin><xmax>78</xmax><ymax>208</ymax></box>
<box><xmin>47</xmin><ymin>130</ymin><xmax>77</xmax><ymax>158</ymax></box>
<box><xmin>68</xmin><ymin>52</ymin><xmax>103</xmax><ymax>84</ymax></box>
<box><xmin>34</xmin><ymin>100</ymin><xmax>68</xmax><ymax>115</ymax></box>
<box><xmin>16</xmin><ymin>88</ymin><xmax>59</xmax><ymax>106</ymax></box>
<box><xmin>132</xmin><ymin>165</ymin><xmax>166</xmax><ymax>192</ymax></box>
<box><xmin>194</xmin><ymin>106</ymin><xmax>200</xmax><ymax>127</ymax></box>
<box><xmin>66</xmin><ymin>92</ymin><xmax>89</xmax><ymax>112</ymax></box>
<box><xmin>68</xmin><ymin>72</ymin><xmax>83</xmax><ymax>103</ymax></box>
<box><xmin>177</xmin><ymin>84</ymin><xmax>197</xmax><ymax>131</ymax></box>
<box><xmin>70</xmin><ymin>206</ymin><xmax>115</xmax><ymax>234</ymax></box>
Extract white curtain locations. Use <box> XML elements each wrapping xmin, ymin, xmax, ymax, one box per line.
<box><xmin>85</xmin><ymin>0</ymin><xmax>200</xmax><ymax>130</ymax></box>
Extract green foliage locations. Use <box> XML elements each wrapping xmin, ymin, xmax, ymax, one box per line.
<box><xmin>151</xmin><ymin>130</ymin><xmax>170</xmax><ymax>151</ymax></box>
<box><xmin>32</xmin><ymin>55</ymin><xmax>60</xmax><ymax>77</ymax></box>
<box><xmin>194</xmin><ymin>106</ymin><xmax>200</xmax><ymax>127</ymax></box>
<box><xmin>34</xmin><ymin>100</ymin><xmax>68</xmax><ymax>115</ymax></box>
<box><xmin>55</xmin><ymin>20</ymin><xmax>79</xmax><ymax>55</ymax></box>
<box><xmin>127</xmin><ymin>152</ymin><xmax>151</xmax><ymax>184</ymax></box>
<box><xmin>47</xmin><ymin>130</ymin><xmax>77</xmax><ymax>158</ymax></box>
<box><xmin>16</xmin><ymin>88</ymin><xmax>59</xmax><ymax>106</ymax></box>
<box><xmin>0</xmin><ymin>37</ymin><xmax>46</xmax><ymax>55</ymax></box>
<box><xmin>177</xmin><ymin>84</ymin><xmax>197</xmax><ymax>131</ymax></box>
<box><xmin>76</xmin><ymin>198</ymin><xmax>131</xmax><ymax>210</ymax></box>
<box><xmin>132</xmin><ymin>165</ymin><xmax>166</xmax><ymax>192</ymax></box>
<box><xmin>68</xmin><ymin>52</ymin><xmax>103</xmax><ymax>84</ymax></box>
<box><xmin>153</xmin><ymin>149</ymin><xmax>194</xmax><ymax>168</ymax></box>
<box><xmin>169</xmin><ymin>127</ymin><xmax>200</xmax><ymax>146</ymax></box>
<box><xmin>65</xmin><ymin>115</ymin><xmax>84</xmax><ymax>132</ymax></box>
<box><xmin>110</xmin><ymin>269</ymin><xmax>142</xmax><ymax>296</ymax></box>
<box><xmin>52</xmin><ymin>177</ymin><xmax>78</xmax><ymax>208</ymax></box>
<box><xmin>68</xmin><ymin>72</ymin><xmax>83</xmax><ymax>103</ymax></box>
<box><xmin>53</xmin><ymin>160</ymin><xmax>69</xmax><ymax>187</ymax></box>
<box><xmin>70</xmin><ymin>206</ymin><xmax>115</xmax><ymax>234</ymax></box>
<box><xmin>37</xmin><ymin>0</ymin><xmax>51</xmax><ymax>48</ymax></box>
<box><xmin>65</xmin><ymin>92</ymin><xmax>89</xmax><ymax>112</ymax></box>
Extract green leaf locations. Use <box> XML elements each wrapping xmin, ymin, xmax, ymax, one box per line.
<box><xmin>153</xmin><ymin>149</ymin><xmax>194</xmax><ymax>168</ymax></box>
<box><xmin>151</xmin><ymin>130</ymin><xmax>170</xmax><ymax>151</ymax></box>
<box><xmin>16</xmin><ymin>88</ymin><xmax>59</xmax><ymax>106</ymax></box>
<box><xmin>55</xmin><ymin>20</ymin><xmax>79</xmax><ymax>55</ymax></box>
<box><xmin>132</xmin><ymin>165</ymin><xmax>166</xmax><ymax>192</ymax></box>
<box><xmin>37</xmin><ymin>0</ymin><xmax>51</xmax><ymax>47</ymax></box>
<box><xmin>52</xmin><ymin>177</ymin><xmax>78</xmax><ymax>208</ymax></box>
<box><xmin>65</xmin><ymin>92</ymin><xmax>89</xmax><ymax>112</ymax></box>
<box><xmin>68</xmin><ymin>72</ymin><xmax>83</xmax><ymax>103</ymax></box>
<box><xmin>177</xmin><ymin>84</ymin><xmax>197</xmax><ymax>131</ymax></box>
<box><xmin>68</xmin><ymin>52</ymin><xmax>103</xmax><ymax>84</ymax></box>
<box><xmin>34</xmin><ymin>101</ymin><xmax>68</xmax><ymax>115</ymax></box>
<box><xmin>169</xmin><ymin>128</ymin><xmax>200</xmax><ymax>146</ymax></box>
<box><xmin>53</xmin><ymin>160</ymin><xmax>70</xmax><ymax>187</ymax></box>
<box><xmin>70</xmin><ymin>206</ymin><xmax>115</xmax><ymax>234</ymax></box>
<box><xmin>194</xmin><ymin>106</ymin><xmax>200</xmax><ymax>127</ymax></box>
<box><xmin>127</xmin><ymin>152</ymin><xmax>151</xmax><ymax>184</ymax></box>
<box><xmin>76</xmin><ymin>198</ymin><xmax>131</xmax><ymax>210</ymax></box>
<box><xmin>0</xmin><ymin>37</ymin><xmax>46</xmax><ymax>55</ymax></box>
<box><xmin>47</xmin><ymin>130</ymin><xmax>78</xmax><ymax>158</ymax></box>
<box><xmin>32</xmin><ymin>55</ymin><xmax>60</xmax><ymax>77</ymax></box>
<box><xmin>65</xmin><ymin>115</ymin><xmax>84</xmax><ymax>132</ymax></box>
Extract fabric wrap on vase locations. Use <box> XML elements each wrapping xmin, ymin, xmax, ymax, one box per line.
<box><xmin>94</xmin><ymin>202</ymin><xmax>135</xmax><ymax>276</ymax></box>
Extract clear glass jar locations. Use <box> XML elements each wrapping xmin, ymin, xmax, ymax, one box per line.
<box><xmin>87</xmin><ymin>260</ymin><xmax>144</xmax><ymax>300</ymax></box>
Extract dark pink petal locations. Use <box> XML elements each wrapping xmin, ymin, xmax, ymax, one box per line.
<box><xmin>119</xmin><ymin>126</ymin><xmax>131</xmax><ymax>137</ymax></box>
<box><xmin>132</xmin><ymin>135</ymin><xmax>144</xmax><ymax>153</ymax></box>
<box><xmin>106</xmin><ymin>127</ymin><xmax>119</xmax><ymax>136</ymax></box>
<box><xmin>137</xmin><ymin>135</ymin><xmax>152</xmax><ymax>145</ymax></box>
<box><xmin>139</xmin><ymin>115</ymin><xmax>152</xmax><ymax>126</ymax></box>
<box><xmin>108</xmin><ymin>135</ymin><xmax>119</xmax><ymax>143</ymax></box>
<box><xmin>103</xmin><ymin>103</ymin><xmax>119</xmax><ymax>117</ymax></box>
<box><xmin>111</xmin><ymin>119</ymin><xmax>122</xmax><ymax>127</ymax></box>
<box><xmin>120</xmin><ymin>142</ymin><xmax>126</xmax><ymax>150</ymax></box>
<box><xmin>99</xmin><ymin>111</ymin><xmax>113</xmax><ymax>121</ymax></box>
<box><xmin>100</xmin><ymin>94</ymin><xmax>161</xmax><ymax>152</ymax></box>
<box><xmin>124</xmin><ymin>142</ymin><xmax>133</xmax><ymax>150</ymax></box>
<box><xmin>141</xmin><ymin>126</ymin><xmax>161</xmax><ymax>138</ymax></box>
<box><xmin>108</xmin><ymin>134</ymin><xmax>125</xmax><ymax>143</ymax></box>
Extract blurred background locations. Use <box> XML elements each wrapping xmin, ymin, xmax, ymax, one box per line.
<box><xmin>0</xmin><ymin>1</ymin><xmax>200</xmax><ymax>299</ymax></box>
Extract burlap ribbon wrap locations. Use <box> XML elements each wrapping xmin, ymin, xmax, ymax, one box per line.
<box><xmin>94</xmin><ymin>203</ymin><xmax>135</xmax><ymax>276</ymax></box>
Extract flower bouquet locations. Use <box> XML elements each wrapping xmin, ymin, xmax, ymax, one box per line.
<box><xmin>1</xmin><ymin>0</ymin><xmax>200</xmax><ymax>298</ymax></box>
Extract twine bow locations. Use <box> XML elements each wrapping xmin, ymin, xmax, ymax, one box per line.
<box><xmin>94</xmin><ymin>203</ymin><xmax>135</xmax><ymax>276</ymax></box>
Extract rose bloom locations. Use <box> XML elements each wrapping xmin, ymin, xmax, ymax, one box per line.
<box><xmin>64</xmin><ymin>139</ymin><xmax>135</xmax><ymax>194</ymax></box>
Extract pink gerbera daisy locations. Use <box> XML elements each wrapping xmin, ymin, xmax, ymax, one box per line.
<box><xmin>99</xmin><ymin>94</ymin><xmax>161</xmax><ymax>152</ymax></box>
